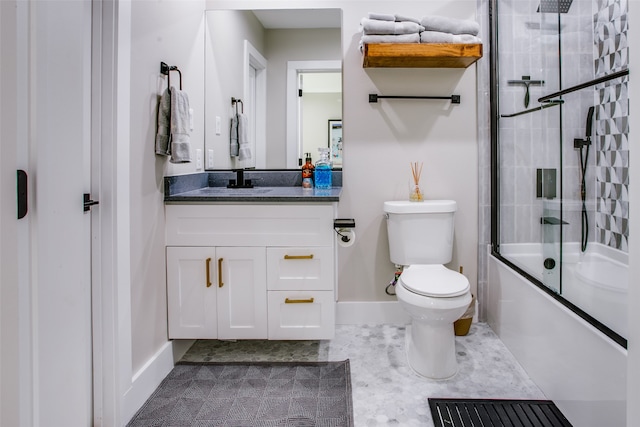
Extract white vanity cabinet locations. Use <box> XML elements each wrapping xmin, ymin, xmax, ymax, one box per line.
<box><xmin>165</xmin><ymin>203</ymin><xmax>336</xmax><ymax>340</ymax></box>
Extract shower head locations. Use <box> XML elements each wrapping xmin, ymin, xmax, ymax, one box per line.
<box><xmin>537</xmin><ymin>0</ymin><xmax>573</xmax><ymax>13</ymax></box>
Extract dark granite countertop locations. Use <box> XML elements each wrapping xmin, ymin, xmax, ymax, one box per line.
<box><xmin>164</xmin><ymin>171</ymin><xmax>342</xmax><ymax>203</ymax></box>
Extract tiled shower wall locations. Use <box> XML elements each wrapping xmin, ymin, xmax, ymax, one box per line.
<box><xmin>594</xmin><ymin>0</ymin><xmax>629</xmax><ymax>251</ymax></box>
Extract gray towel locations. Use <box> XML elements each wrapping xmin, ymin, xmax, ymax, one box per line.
<box><xmin>360</xmin><ymin>18</ymin><xmax>424</xmax><ymax>35</ymax></box>
<box><xmin>394</xmin><ymin>14</ymin><xmax>421</xmax><ymax>24</ymax></box>
<box><xmin>236</xmin><ymin>113</ymin><xmax>252</xmax><ymax>161</ymax></box>
<box><xmin>360</xmin><ymin>33</ymin><xmax>421</xmax><ymax>49</ymax></box>
<box><xmin>155</xmin><ymin>89</ymin><xmax>171</xmax><ymax>156</ymax></box>
<box><xmin>169</xmin><ymin>88</ymin><xmax>191</xmax><ymax>163</ymax></box>
<box><xmin>368</xmin><ymin>12</ymin><xmax>395</xmax><ymax>21</ymax></box>
<box><xmin>420</xmin><ymin>31</ymin><xmax>482</xmax><ymax>44</ymax></box>
<box><xmin>229</xmin><ymin>115</ymin><xmax>239</xmax><ymax>157</ymax></box>
<box><xmin>420</xmin><ymin>15</ymin><xmax>480</xmax><ymax>36</ymax></box>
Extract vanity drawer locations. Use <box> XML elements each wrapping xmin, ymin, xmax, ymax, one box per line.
<box><xmin>267</xmin><ymin>291</ymin><xmax>335</xmax><ymax>340</ymax></box>
<box><xmin>266</xmin><ymin>247</ymin><xmax>334</xmax><ymax>291</ymax></box>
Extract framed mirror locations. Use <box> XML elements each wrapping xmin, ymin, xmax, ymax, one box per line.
<box><xmin>204</xmin><ymin>8</ymin><xmax>342</xmax><ymax>170</ymax></box>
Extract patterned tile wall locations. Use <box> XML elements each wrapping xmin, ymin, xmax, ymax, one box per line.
<box><xmin>593</xmin><ymin>0</ymin><xmax>629</xmax><ymax>251</ymax></box>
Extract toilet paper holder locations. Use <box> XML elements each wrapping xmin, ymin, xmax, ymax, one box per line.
<box><xmin>334</xmin><ymin>218</ymin><xmax>355</xmax><ymax>242</ymax></box>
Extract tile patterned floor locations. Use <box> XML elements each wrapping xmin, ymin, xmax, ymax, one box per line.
<box><xmin>181</xmin><ymin>322</ymin><xmax>546</xmax><ymax>426</ymax></box>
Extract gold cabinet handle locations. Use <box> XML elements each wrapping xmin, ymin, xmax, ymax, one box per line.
<box><xmin>205</xmin><ymin>257</ymin><xmax>212</xmax><ymax>288</ymax></box>
<box><xmin>285</xmin><ymin>297</ymin><xmax>315</xmax><ymax>304</ymax></box>
<box><xmin>217</xmin><ymin>258</ymin><xmax>224</xmax><ymax>287</ymax></box>
<box><xmin>284</xmin><ymin>254</ymin><xmax>314</xmax><ymax>260</ymax></box>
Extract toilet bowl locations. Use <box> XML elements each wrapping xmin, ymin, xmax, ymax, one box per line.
<box><xmin>383</xmin><ymin>200</ymin><xmax>471</xmax><ymax>379</ymax></box>
<box><xmin>395</xmin><ymin>264</ymin><xmax>471</xmax><ymax>379</ymax></box>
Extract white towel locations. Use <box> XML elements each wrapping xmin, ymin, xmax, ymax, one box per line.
<box><xmin>359</xmin><ymin>33</ymin><xmax>421</xmax><ymax>50</ymax></box>
<box><xmin>394</xmin><ymin>14</ymin><xmax>421</xmax><ymax>24</ymax></box>
<box><xmin>236</xmin><ymin>113</ymin><xmax>252</xmax><ymax>161</ymax></box>
<box><xmin>169</xmin><ymin>88</ymin><xmax>191</xmax><ymax>163</ymax></box>
<box><xmin>368</xmin><ymin>12</ymin><xmax>395</xmax><ymax>21</ymax></box>
<box><xmin>420</xmin><ymin>31</ymin><xmax>482</xmax><ymax>44</ymax></box>
<box><xmin>230</xmin><ymin>115</ymin><xmax>239</xmax><ymax>157</ymax></box>
<box><xmin>155</xmin><ymin>89</ymin><xmax>171</xmax><ymax>156</ymax></box>
<box><xmin>360</xmin><ymin>18</ymin><xmax>424</xmax><ymax>35</ymax></box>
<box><xmin>420</xmin><ymin>15</ymin><xmax>480</xmax><ymax>36</ymax></box>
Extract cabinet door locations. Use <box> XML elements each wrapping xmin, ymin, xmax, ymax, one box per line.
<box><xmin>216</xmin><ymin>247</ymin><xmax>267</xmax><ymax>339</ymax></box>
<box><xmin>166</xmin><ymin>247</ymin><xmax>217</xmax><ymax>339</ymax></box>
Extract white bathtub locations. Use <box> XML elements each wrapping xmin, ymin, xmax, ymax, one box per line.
<box><xmin>488</xmin><ymin>247</ymin><xmax>627</xmax><ymax>427</ymax></box>
<box><xmin>499</xmin><ymin>242</ymin><xmax>628</xmax><ymax>338</ymax></box>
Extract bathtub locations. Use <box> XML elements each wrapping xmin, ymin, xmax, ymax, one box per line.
<box><xmin>487</xmin><ymin>246</ymin><xmax>627</xmax><ymax>427</ymax></box>
<box><xmin>499</xmin><ymin>242</ymin><xmax>628</xmax><ymax>339</ymax></box>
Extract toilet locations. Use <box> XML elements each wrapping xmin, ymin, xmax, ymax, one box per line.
<box><xmin>383</xmin><ymin>200</ymin><xmax>471</xmax><ymax>379</ymax></box>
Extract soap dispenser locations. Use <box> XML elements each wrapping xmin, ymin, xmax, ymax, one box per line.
<box><xmin>314</xmin><ymin>148</ymin><xmax>332</xmax><ymax>189</ymax></box>
<box><xmin>302</xmin><ymin>152</ymin><xmax>314</xmax><ymax>188</ymax></box>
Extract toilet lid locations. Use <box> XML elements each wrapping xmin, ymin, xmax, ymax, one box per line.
<box><xmin>400</xmin><ymin>265</ymin><xmax>470</xmax><ymax>297</ymax></box>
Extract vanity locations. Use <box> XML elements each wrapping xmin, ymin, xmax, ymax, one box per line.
<box><xmin>164</xmin><ymin>171</ymin><xmax>341</xmax><ymax>341</ymax></box>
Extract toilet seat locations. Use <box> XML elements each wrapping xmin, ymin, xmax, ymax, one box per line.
<box><xmin>400</xmin><ymin>264</ymin><xmax>469</xmax><ymax>297</ymax></box>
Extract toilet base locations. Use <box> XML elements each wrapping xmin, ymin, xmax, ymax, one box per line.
<box><xmin>406</xmin><ymin>321</ymin><xmax>458</xmax><ymax>380</ymax></box>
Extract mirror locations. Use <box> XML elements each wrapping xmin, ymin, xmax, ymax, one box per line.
<box><xmin>204</xmin><ymin>8</ymin><xmax>342</xmax><ymax>170</ymax></box>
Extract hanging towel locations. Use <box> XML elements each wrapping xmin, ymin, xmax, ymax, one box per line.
<box><xmin>236</xmin><ymin>113</ymin><xmax>252</xmax><ymax>161</ymax></box>
<box><xmin>169</xmin><ymin>88</ymin><xmax>191</xmax><ymax>163</ymax></box>
<box><xmin>360</xmin><ymin>18</ymin><xmax>424</xmax><ymax>35</ymax></box>
<box><xmin>230</xmin><ymin>115</ymin><xmax>239</xmax><ymax>157</ymax></box>
<box><xmin>155</xmin><ymin>88</ymin><xmax>171</xmax><ymax>156</ymax></box>
<box><xmin>420</xmin><ymin>31</ymin><xmax>482</xmax><ymax>44</ymax></box>
<box><xmin>420</xmin><ymin>15</ymin><xmax>480</xmax><ymax>36</ymax></box>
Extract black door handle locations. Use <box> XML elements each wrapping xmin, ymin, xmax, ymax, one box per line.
<box><xmin>83</xmin><ymin>193</ymin><xmax>99</xmax><ymax>212</ymax></box>
<box><xmin>17</xmin><ymin>170</ymin><xmax>27</xmax><ymax>219</ymax></box>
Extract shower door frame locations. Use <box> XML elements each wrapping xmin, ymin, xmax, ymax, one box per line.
<box><xmin>488</xmin><ymin>0</ymin><xmax>627</xmax><ymax>349</ymax></box>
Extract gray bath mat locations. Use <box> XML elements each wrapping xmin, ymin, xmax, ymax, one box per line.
<box><xmin>429</xmin><ymin>398</ymin><xmax>573</xmax><ymax>427</ymax></box>
<box><xmin>127</xmin><ymin>360</ymin><xmax>353</xmax><ymax>426</ymax></box>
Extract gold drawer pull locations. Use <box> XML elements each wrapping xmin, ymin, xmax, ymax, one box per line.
<box><xmin>285</xmin><ymin>297</ymin><xmax>315</xmax><ymax>304</ymax></box>
<box><xmin>205</xmin><ymin>257</ymin><xmax>212</xmax><ymax>288</ymax></box>
<box><xmin>218</xmin><ymin>258</ymin><xmax>224</xmax><ymax>287</ymax></box>
<box><xmin>284</xmin><ymin>254</ymin><xmax>314</xmax><ymax>260</ymax></box>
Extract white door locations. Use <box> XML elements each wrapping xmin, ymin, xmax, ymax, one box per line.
<box><xmin>0</xmin><ymin>1</ymin><xmax>94</xmax><ymax>425</ymax></box>
<box><xmin>217</xmin><ymin>247</ymin><xmax>268</xmax><ymax>339</ymax></box>
<box><xmin>166</xmin><ymin>247</ymin><xmax>218</xmax><ymax>339</ymax></box>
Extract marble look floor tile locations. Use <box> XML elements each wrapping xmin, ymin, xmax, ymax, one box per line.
<box><xmin>179</xmin><ymin>323</ymin><xmax>545</xmax><ymax>426</ymax></box>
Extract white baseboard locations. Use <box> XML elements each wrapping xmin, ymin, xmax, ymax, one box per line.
<box><xmin>122</xmin><ymin>339</ymin><xmax>194</xmax><ymax>425</ymax></box>
<box><xmin>335</xmin><ymin>301</ymin><xmax>410</xmax><ymax>325</ymax></box>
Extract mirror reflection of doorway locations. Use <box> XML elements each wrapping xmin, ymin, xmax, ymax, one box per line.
<box><xmin>299</xmin><ymin>71</ymin><xmax>342</xmax><ymax>166</ymax></box>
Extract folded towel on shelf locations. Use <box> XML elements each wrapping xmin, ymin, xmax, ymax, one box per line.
<box><xmin>155</xmin><ymin>88</ymin><xmax>171</xmax><ymax>156</ymax></box>
<box><xmin>360</xmin><ymin>18</ymin><xmax>424</xmax><ymax>35</ymax></box>
<box><xmin>394</xmin><ymin>14</ymin><xmax>421</xmax><ymax>24</ymax></box>
<box><xmin>420</xmin><ymin>31</ymin><xmax>482</xmax><ymax>44</ymax></box>
<box><xmin>169</xmin><ymin>88</ymin><xmax>191</xmax><ymax>163</ymax></box>
<box><xmin>420</xmin><ymin>15</ymin><xmax>480</xmax><ymax>36</ymax></box>
<box><xmin>236</xmin><ymin>113</ymin><xmax>252</xmax><ymax>161</ymax></box>
<box><xmin>368</xmin><ymin>12</ymin><xmax>395</xmax><ymax>21</ymax></box>
<box><xmin>360</xmin><ymin>33</ymin><xmax>421</xmax><ymax>48</ymax></box>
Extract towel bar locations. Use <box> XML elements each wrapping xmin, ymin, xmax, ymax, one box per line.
<box><xmin>160</xmin><ymin>61</ymin><xmax>182</xmax><ymax>90</ymax></box>
<box><xmin>369</xmin><ymin>93</ymin><xmax>460</xmax><ymax>104</ymax></box>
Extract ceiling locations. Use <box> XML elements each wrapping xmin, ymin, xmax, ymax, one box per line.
<box><xmin>251</xmin><ymin>9</ymin><xmax>341</xmax><ymax>29</ymax></box>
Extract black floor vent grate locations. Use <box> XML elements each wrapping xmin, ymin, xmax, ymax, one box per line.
<box><xmin>428</xmin><ymin>398</ymin><xmax>573</xmax><ymax>427</ymax></box>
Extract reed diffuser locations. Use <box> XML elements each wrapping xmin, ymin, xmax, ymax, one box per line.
<box><xmin>410</xmin><ymin>161</ymin><xmax>424</xmax><ymax>202</ymax></box>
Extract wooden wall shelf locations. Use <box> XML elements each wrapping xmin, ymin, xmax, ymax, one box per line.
<box><xmin>362</xmin><ymin>43</ymin><xmax>483</xmax><ymax>68</ymax></box>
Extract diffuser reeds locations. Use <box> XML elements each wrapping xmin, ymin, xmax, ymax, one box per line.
<box><xmin>410</xmin><ymin>162</ymin><xmax>424</xmax><ymax>202</ymax></box>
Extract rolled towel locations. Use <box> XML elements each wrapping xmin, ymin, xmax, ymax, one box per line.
<box><xmin>420</xmin><ymin>15</ymin><xmax>480</xmax><ymax>36</ymax></box>
<box><xmin>394</xmin><ymin>14</ymin><xmax>421</xmax><ymax>24</ymax></box>
<box><xmin>420</xmin><ymin>31</ymin><xmax>482</xmax><ymax>44</ymax></box>
<box><xmin>360</xmin><ymin>18</ymin><xmax>424</xmax><ymax>35</ymax></box>
<box><xmin>169</xmin><ymin>88</ymin><xmax>191</xmax><ymax>163</ymax></box>
<box><xmin>368</xmin><ymin>12</ymin><xmax>395</xmax><ymax>21</ymax></box>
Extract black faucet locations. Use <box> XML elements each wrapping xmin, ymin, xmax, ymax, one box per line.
<box><xmin>227</xmin><ymin>168</ymin><xmax>254</xmax><ymax>188</ymax></box>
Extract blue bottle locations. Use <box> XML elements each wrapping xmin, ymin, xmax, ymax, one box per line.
<box><xmin>314</xmin><ymin>148</ymin><xmax>332</xmax><ymax>189</ymax></box>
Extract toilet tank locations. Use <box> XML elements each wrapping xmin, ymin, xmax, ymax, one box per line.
<box><xmin>383</xmin><ymin>200</ymin><xmax>456</xmax><ymax>265</ymax></box>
